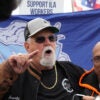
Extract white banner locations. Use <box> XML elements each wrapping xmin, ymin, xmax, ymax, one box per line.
<box><xmin>16</xmin><ymin>0</ymin><xmax>72</xmax><ymax>15</ymax></box>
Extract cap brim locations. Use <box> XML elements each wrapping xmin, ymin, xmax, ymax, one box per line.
<box><xmin>47</xmin><ymin>26</ymin><xmax>59</xmax><ymax>33</ymax></box>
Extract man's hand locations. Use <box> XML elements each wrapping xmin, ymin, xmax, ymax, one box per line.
<box><xmin>83</xmin><ymin>95</ymin><xmax>95</xmax><ymax>100</ymax></box>
<box><xmin>7</xmin><ymin>50</ymin><xmax>39</xmax><ymax>74</ymax></box>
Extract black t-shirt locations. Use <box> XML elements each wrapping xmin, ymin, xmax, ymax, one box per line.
<box><xmin>37</xmin><ymin>66</ymin><xmax>75</xmax><ymax>100</ymax></box>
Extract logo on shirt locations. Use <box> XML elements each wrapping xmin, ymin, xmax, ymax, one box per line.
<box><xmin>8</xmin><ymin>95</ymin><xmax>20</xmax><ymax>100</ymax></box>
<box><xmin>62</xmin><ymin>78</ymin><xmax>74</xmax><ymax>93</ymax></box>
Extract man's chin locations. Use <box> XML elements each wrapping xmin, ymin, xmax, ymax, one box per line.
<box><xmin>40</xmin><ymin>58</ymin><xmax>55</xmax><ymax>68</ymax></box>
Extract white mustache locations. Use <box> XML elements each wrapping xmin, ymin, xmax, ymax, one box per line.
<box><xmin>42</xmin><ymin>46</ymin><xmax>54</xmax><ymax>55</ymax></box>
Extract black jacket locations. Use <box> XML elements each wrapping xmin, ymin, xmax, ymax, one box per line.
<box><xmin>3</xmin><ymin>61</ymin><xmax>84</xmax><ymax>100</ymax></box>
<box><xmin>79</xmin><ymin>68</ymin><xmax>100</xmax><ymax>96</ymax></box>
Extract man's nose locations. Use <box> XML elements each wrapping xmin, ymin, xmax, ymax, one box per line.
<box><xmin>44</xmin><ymin>38</ymin><xmax>51</xmax><ymax>45</ymax></box>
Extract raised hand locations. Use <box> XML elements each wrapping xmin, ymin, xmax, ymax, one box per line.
<box><xmin>7</xmin><ymin>50</ymin><xmax>39</xmax><ymax>74</ymax></box>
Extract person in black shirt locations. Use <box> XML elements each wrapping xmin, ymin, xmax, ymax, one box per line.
<box><xmin>79</xmin><ymin>42</ymin><xmax>100</xmax><ymax>100</ymax></box>
<box><xmin>0</xmin><ymin>18</ymin><xmax>95</xmax><ymax>100</ymax></box>
<box><xmin>0</xmin><ymin>18</ymin><xmax>84</xmax><ymax>100</ymax></box>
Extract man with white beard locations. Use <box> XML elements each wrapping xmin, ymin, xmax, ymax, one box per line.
<box><xmin>0</xmin><ymin>18</ymin><xmax>86</xmax><ymax>100</ymax></box>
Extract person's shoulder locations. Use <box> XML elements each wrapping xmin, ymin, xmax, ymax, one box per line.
<box><xmin>57</xmin><ymin>61</ymin><xmax>85</xmax><ymax>73</ymax></box>
<box><xmin>57</xmin><ymin>61</ymin><xmax>79</xmax><ymax>67</ymax></box>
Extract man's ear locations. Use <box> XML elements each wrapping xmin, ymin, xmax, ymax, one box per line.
<box><xmin>24</xmin><ymin>42</ymin><xmax>29</xmax><ymax>51</ymax></box>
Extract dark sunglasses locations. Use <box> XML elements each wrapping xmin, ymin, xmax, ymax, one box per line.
<box><xmin>92</xmin><ymin>56</ymin><xmax>100</xmax><ymax>63</ymax></box>
<box><xmin>33</xmin><ymin>34</ymin><xmax>57</xmax><ymax>43</ymax></box>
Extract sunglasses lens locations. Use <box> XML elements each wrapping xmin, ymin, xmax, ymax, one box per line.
<box><xmin>35</xmin><ymin>36</ymin><xmax>45</xmax><ymax>43</ymax></box>
<box><xmin>34</xmin><ymin>35</ymin><xmax>57</xmax><ymax>43</ymax></box>
<box><xmin>49</xmin><ymin>35</ymin><xmax>57</xmax><ymax>42</ymax></box>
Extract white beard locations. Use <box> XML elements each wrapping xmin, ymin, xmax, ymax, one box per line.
<box><xmin>40</xmin><ymin>46</ymin><xmax>56</xmax><ymax>69</ymax></box>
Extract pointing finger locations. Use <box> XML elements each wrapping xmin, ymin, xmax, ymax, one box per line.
<box><xmin>28</xmin><ymin>50</ymin><xmax>39</xmax><ymax>59</ymax></box>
